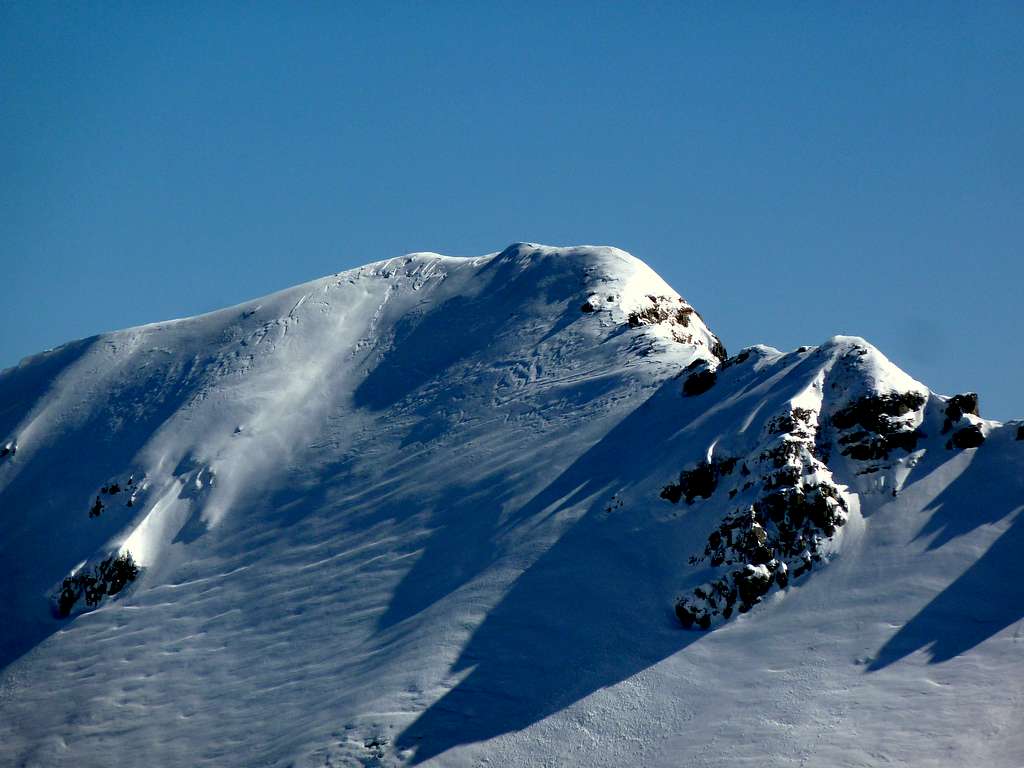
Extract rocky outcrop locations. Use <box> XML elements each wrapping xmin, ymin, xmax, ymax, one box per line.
<box><xmin>89</xmin><ymin>474</ymin><xmax>142</xmax><ymax>517</ymax></box>
<box><xmin>950</xmin><ymin>424</ymin><xmax>985</xmax><ymax>450</ymax></box>
<box><xmin>940</xmin><ymin>393</ymin><xmax>986</xmax><ymax>450</ymax></box>
<box><xmin>623</xmin><ymin>294</ymin><xmax>727</xmax><ymax>360</ymax></box>
<box><xmin>668</xmin><ymin>402</ymin><xmax>850</xmax><ymax>629</ymax></box>
<box><xmin>829</xmin><ymin>391</ymin><xmax>926</xmax><ymax>462</ymax></box>
<box><xmin>665</xmin><ymin>338</ymin><xmax>951</xmax><ymax>630</ymax></box>
<box><xmin>626</xmin><ymin>295</ymin><xmax>696</xmax><ymax>330</ymax></box>
<box><xmin>54</xmin><ymin>552</ymin><xmax>139</xmax><ymax>618</ymax></box>
<box><xmin>942</xmin><ymin>393</ymin><xmax>980</xmax><ymax>432</ymax></box>
<box><xmin>681</xmin><ymin>359</ymin><xmax>718</xmax><ymax>397</ymax></box>
<box><xmin>661</xmin><ymin>455</ymin><xmax>736</xmax><ymax>504</ymax></box>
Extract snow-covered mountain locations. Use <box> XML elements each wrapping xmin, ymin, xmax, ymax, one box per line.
<box><xmin>2</xmin><ymin>244</ymin><xmax>1022</xmax><ymax>767</ymax></box>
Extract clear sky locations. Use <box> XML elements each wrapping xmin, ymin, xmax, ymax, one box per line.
<box><xmin>2</xmin><ymin>3</ymin><xmax>1022</xmax><ymax>418</ymax></box>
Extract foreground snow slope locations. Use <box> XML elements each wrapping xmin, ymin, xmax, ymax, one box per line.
<box><xmin>1</xmin><ymin>244</ymin><xmax>1021</xmax><ymax>766</ymax></box>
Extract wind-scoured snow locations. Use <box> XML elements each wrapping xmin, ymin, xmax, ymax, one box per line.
<box><xmin>0</xmin><ymin>244</ymin><xmax>1021</xmax><ymax>766</ymax></box>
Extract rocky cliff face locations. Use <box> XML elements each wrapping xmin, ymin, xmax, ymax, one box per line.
<box><xmin>659</xmin><ymin>336</ymin><xmax>1008</xmax><ymax>630</ymax></box>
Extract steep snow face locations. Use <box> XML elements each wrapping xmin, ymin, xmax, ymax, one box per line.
<box><xmin>0</xmin><ymin>243</ymin><xmax>721</xmax><ymax>582</ymax></box>
<box><xmin>1</xmin><ymin>245</ymin><xmax>1022</xmax><ymax>768</ymax></box>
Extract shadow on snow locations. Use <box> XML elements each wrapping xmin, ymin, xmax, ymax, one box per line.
<box><xmin>389</xmin><ymin>353</ymin><xmax>839</xmax><ymax>763</ymax></box>
<box><xmin>393</xmin><ymin>378</ymin><xmax>705</xmax><ymax>762</ymax></box>
<box><xmin>869</xmin><ymin>437</ymin><xmax>1024</xmax><ymax>671</ymax></box>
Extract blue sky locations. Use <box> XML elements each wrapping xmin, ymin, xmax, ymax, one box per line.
<box><xmin>2</xmin><ymin>3</ymin><xmax>1021</xmax><ymax>417</ymax></box>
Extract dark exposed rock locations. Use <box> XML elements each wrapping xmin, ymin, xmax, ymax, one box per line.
<box><xmin>698</xmin><ymin>479</ymin><xmax>846</xmax><ymax>577</ymax></box>
<box><xmin>720</xmin><ymin>349</ymin><xmax>752</xmax><ymax>370</ymax></box>
<box><xmin>675</xmin><ymin>601</ymin><xmax>697</xmax><ymax>629</ymax></box>
<box><xmin>662</xmin><ymin>455</ymin><xmax>737</xmax><ymax>505</ymax></box>
<box><xmin>840</xmin><ymin>430</ymin><xmax>920</xmax><ymax>461</ymax></box>
<box><xmin>675</xmin><ymin>560</ymin><xmax>780</xmax><ymax>628</ymax></box>
<box><xmin>683</xmin><ymin>364</ymin><xmax>717</xmax><ymax>397</ymax></box>
<box><xmin>830</xmin><ymin>391</ymin><xmax>925</xmax><ymax>462</ymax></box>
<box><xmin>363</xmin><ymin>737</ymin><xmax>388</xmax><ymax>759</ymax></box>
<box><xmin>831</xmin><ymin>391</ymin><xmax>926</xmax><ymax>433</ymax></box>
<box><xmin>758</xmin><ymin>437</ymin><xmax>806</xmax><ymax>470</ymax></box>
<box><xmin>627</xmin><ymin>296</ymin><xmax>688</xmax><ymax>328</ymax></box>
<box><xmin>667</xmin><ymin>462</ymin><xmax>717</xmax><ymax>505</ymax></box>
<box><xmin>673</xmin><ymin>402</ymin><xmax>849</xmax><ymax>629</ymax></box>
<box><xmin>774</xmin><ymin>562</ymin><xmax>789</xmax><ymax>589</ymax></box>
<box><xmin>659</xmin><ymin>484</ymin><xmax>683</xmax><ymax>504</ymax></box>
<box><xmin>766</xmin><ymin>408</ymin><xmax>814</xmax><ymax>436</ymax></box>
<box><xmin>580</xmin><ymin>301</ymin><xmax>595</xmax><ymax>313</ymax></box>
<box><xmin>1017</xmin><ymin>425</ymin><xmax>1024</xmax><ymax>441</ymax></box>
<box><xmin>623</xmin><ymin>295</ymin><xmax>726</xmax><ymax>360</ymax></box>
<box><xmin>55</xmin><ymin>552</ymin><xmax>139</xmax><ymax>618</ymax></box>
<box><xmin>951</xmin><ymin>424</ymin><xmax>985</xmax><ymax>450</ymax></box>
<box><xmin>947</xmin><ymin>392</ymin><xmax>979</xmax><ymax>418</ymax></box>
<box><xmin>89</xmin><ymin>496</ymin><xmax>104</xmax><ymax>518</ymax></box>
<box><xmin>943</xmin><ymin>393</ymin><xmax>980</xmax><ymax>433</ymax></box>
<box><xmin>734</xmin><ymin>564</ymin><xmax>773</xmax><ymax>607</ymax></box>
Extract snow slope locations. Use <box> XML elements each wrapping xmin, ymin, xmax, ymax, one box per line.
<box><xmin>0</xmin><ymin>244</ymin><xmax>1021</xmax><ymax>767</ymax></box>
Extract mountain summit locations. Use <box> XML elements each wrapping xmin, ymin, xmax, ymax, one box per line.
<box><xmin>2</xmin><ymin>245</ymin><xmax>1022</xmax><ymax>767</ymax></box>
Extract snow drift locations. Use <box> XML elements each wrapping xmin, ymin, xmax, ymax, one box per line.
<box><xmin>1</xmin><ymin>244</ymin><xmax>1022</xmax><ymax>767</ymax></box>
